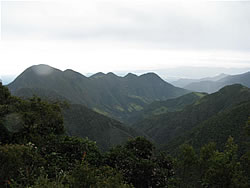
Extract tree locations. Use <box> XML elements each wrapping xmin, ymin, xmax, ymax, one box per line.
<box><xmin>105</xmin><ymin>137</ymin><xmax>175</xmax><ymax>188</ymax></box>
<box><xmin>69</xmin><ymin>161</ymin><xmax>132</xmax><ymax>188</ymax></box>
<box><xmin>0</xmin><ymin>84</ymin><xmax>18</xmax><ymax>144</ymax></box>
<box><xmin>0</xmin><ymin>144</ymin><xmax>45</xmax><ymax>186</ymax></box>
<box><xmin>203</xmin><ymin>136</ymin><xmax>248</xmax><ymax>188</ymax></box>
<box><xmin>241</xmin><ymin>117</ymin><xmax>250</xmax><ymax>185</ymax></box>
<box><xmin>0</xmin><ymin>83</ymin><xmax>12</xmax><ymax>105</ymax></box>
<box><xmin>40</xmin><ymin>136</ymin><xmax>103</xmax><ymax>178</ymax></box>
<box><xmin>11</xmin><ymin>96</ymin><xmax>64</xmax><ymax>144</ymax></box>
<box><xmin>199</xmin><ymin>142</ymin><xmax>217</xmax><ymax>185</ymax></box>
<box><xmin>177</xmin><ymin>144</ymin><xmax>198</xmax><ymax>188</ymax></box>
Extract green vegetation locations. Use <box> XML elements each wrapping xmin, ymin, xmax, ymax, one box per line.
<box><xmin>8</xmin><ymin>64</ymin><xmax>188</xmax><ymax>123</ymax></box>
<box><xmin>128</xmin><ymin>92</ymin><xmax>206</xmax><ymax>124</ymax></box>
<box><xmin>7</xmin><ymin>83</ymin><xmax>145</xmax><ymax>151</ymax></box>
<box><xmin>1</xmin><ymin>83</ymin><xmax>250</xmax><ymax>187</ymax></box>
<box><xmin>115</xmin><ymin>105</ymin><xmax>125</xmax><ymax>112</ymax></box>
<box><xmin>175</xmin><ymin>137</ymin><xmax>250</xmax><ymax>187</ymax></box>
<box><xmin>133</xmin><ymin>84</ymin><xmax>250</xmax><ymax>154</ymax></box>
<box><xmin>127</xmin><ymin>103</ymin><xmax>144</xmax><ymax>112</ymax></box>
<box><xmin>63</xmin><ymin>104</ymin><xmax>143</xmax><ymax>151</ymax></box>
<box><xmin>105</xmin><ymin>137</ymin><xmax>175</xmax><ymax>188</ymax></box>
<box><xmin>92</xmin><ymin>107</ymin><xmax>110</xmax><ymax>116</ymax></box>
<box><xmin>3</xmin><ymin>66</ymin><xmax>250</xmax><ymax>188</ymax></box>
<box><xmin>0</xmin><ymin>83</ymin><xmax>130</xmax><ymax>187</ymax></box>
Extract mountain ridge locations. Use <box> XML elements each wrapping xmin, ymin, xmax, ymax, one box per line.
<box><xmin>171</xmin><ymin>73</ymin><xmax>228</xmax><ymax>88</ymax></box>
<box><xmin>8</xmin><ymin>64</ymin><xmax>189</xmax><ymax>123</ymax></box>
<box><xmin>184</xmin><ymin>71</ymin><xmax>250</xmax><ymax>93</ymax></box>
<box><xmin>133</xmin><ymin>84</ymin><xmax>250</xmax><ymax>153</ymax></box>
<box><xmin>6</xmin><ymin>85</ymin><xmax>144</xmax><ymax>151</ymax></box>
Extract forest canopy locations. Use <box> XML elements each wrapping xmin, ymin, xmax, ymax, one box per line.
<box><xmin>0</xmin><ymin>83</ymin><xmax>250</xmax><ymax>187</ymax></box>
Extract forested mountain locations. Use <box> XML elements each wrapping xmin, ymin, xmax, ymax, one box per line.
<box><xmin>0</xmin><ymin>83</ymin><xmax>176</xmax><ymax>187</ymax></box>
<box><xmin>1</xmin><ymin>76</ymin><xmax>250</xmax><ymax>188</ymax></box>
<box><xmin>7</xmin><ymin>87</ymin><xmax>142</xmax><ymax>150</ymax></box>
<box><xmin>127</xmin><ymin>92</ymin><xmax>207</xmax><ymax>124</ymax></box>
<box><xmin>63</xmin><ymin>104</ymin><xmax>143</xmax><ymax>151</ymax></box>
<box><xmin>8</xmin><ymin>64</ymin><xmax>188</xmax><ymax>123</ymax></box>
<box><xmin>133</xmin><ymin>84</ymin><xmax>250</xmax><ymax>153</ymax></box>
<box><xmin>184</xmin><ymin>71</ymin><xmax>250</xmax><ymax>93</ymax></box>
<box><xmin>165</xmin><ymin>101</ymin><xmax>250</xmax><ymax>155</ymax></box>
<box><xmin>171</xmin><ymin>73</ymin><xmax>228</xmax><ymax>88</ymax></box>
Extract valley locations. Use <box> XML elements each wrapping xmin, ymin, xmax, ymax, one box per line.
<box><xmin>1</xmin><ymin>64</ymin><xmax>250</xmax><ymax>187</ymax></box>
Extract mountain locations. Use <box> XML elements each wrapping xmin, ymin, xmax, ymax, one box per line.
<box><xmin>63</xmin><ymin>104</ymin><xmax>143</xmax><ymax>151</ymax></box>
<box><xmin>14</xmin><ymin>87</ymin><xmax>68</xmax><ymax>102</ymax></box>
<box><xmin>165</xmin><ymin>101</ymin><xmax>250</xmax><ymax>155</ymax></box>
<box><xmin>171</xmin><ymin>73</ymin><xmax>228</xmax><ymax>88</ymax></box>
<box><xmin>8</xmin><ymin>64</ymin><xmax>189</xmax><ymax>123</ymax></box>
<box><xmin>184</xmin><ymin>71</ymin><xmax>250</xmax><ymax>93</ymax></box>
<box><xmin>7</xmin><ymin>86</ymin><xmax>143</xmax><ymax>151</ymax></box>
<box><xmin>127</xmin><ymin>92</ymin><xmax>207</xmax><ymax>124</ymax></box>
<box><xmin>133</xmin><ymin>84</ymin><xmax>250</xmax><ymax>153</ymax></box>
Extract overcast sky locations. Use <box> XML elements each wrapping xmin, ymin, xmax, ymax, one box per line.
<box><xmin>1</xmin><ymin>0</ymin><xmax>250</xmax><ymax>83</ymax></box>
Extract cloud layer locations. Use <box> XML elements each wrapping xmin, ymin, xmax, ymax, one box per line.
<box><xmin>2</xmin><ymin>0</ymin><xmax>250</xmax><ymax>51</ymax></box>
<box><xmin>0</xmin><ymin>0</ymin><xmax>250</xmax><ymax>78</ymax></box>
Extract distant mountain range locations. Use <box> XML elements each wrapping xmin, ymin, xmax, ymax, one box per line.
<box><xmin>132</xmin><ymin>84</ymin><xmax>250</xmax><ymax>154</ymax></box>
<box><xmin>8</xmin><ymin>64</ymin><xmax>188</xmax><ymax>123</ymax></box>
<box><xmin>172</xmin><ymin>72</ymin><xmax>250</xmax><ymax>93</ymax></box>
<box><xmin>6</xmin><ymin>64</ymin><xmax>250</xmax><ymax>152</ymax></box>
<box><xmin>185</xmin><ymin>71</ymin><xmax>250</xmax><ymax>93</ymax></box>
<box><xmin>171</xmin><ymin>73</ymin><xmax>228</xmax><ymax>88</ymax></box>
<box><xmin>7</xmin><ymin>64</ymin><xmax>188</xmax><ymax>150</ymax></box>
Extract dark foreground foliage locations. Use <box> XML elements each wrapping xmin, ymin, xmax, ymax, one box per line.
<box><xmin>0</xmin><ymin>84</ymin><xmax>174</xmax><ymax>187</ymax></box>
<box><xmin>0</xmin><ymin>83</ymin><xmax>250</xmax><ymax>187</ymax></box>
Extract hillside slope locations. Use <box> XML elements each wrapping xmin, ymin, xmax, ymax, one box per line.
<box><xmin>128</xmin><ymin>92</ymin><xmax>207</xmax><ymax>124</ymax></box>
<box><xmin>133</xmin><ymin>84</ymin><xmax>250</xmax><ymax>152</ymax></box>
<box><xmin>8</xmin><ymin>64</ymin><xmax>189</xmax><ymax>123</ymax></box>
<box><xmin>7</xmin><ymin>86</ymin><xmax>143</xmax><ymax>151</ymax></box>
<box><xmin>63</xmin><ymin>104</ymin><xmax>143</xmax><ymax>151</ymax></box>
<box><xmin>165</xmin><ymin>101</ymin><xmax>250</xmax><ymax>155</ymax></box>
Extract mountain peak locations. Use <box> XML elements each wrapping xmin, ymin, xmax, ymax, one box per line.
<box><xmin>218</xmin><ymin>83</ymin><xmax>246</xmax><ymax>93</ymax></box>
<box><xmin>140</xmin><ymin>72</ymin><xmax>160</xmax><ymax>77</ymax></box>
<box><xmin>106</xmin><ymin>72</ymin><xmax>119</xmax><ymax>78</ymax></box>
<box><xmin>90</xmin><ymin>72</ymin><xmax>106</xmax><ymax>79</ymax></box>
<box><xmin>29</xmin><ymin>64</ymin><xmax>60</xmax><ymax>76</ymax></box>
<box><xmin>63</xmin><ymin>69</ymin><xmax>87</xmax><ymax>79</ymax></box>
<box><xmin>139</xmin><ymin>72</ymin><xmax>164</xmax><ymax>82</ymax></box>
<box><xmin>124</xmin><ymin>73</ymin><xmax>138</xmax><ymax>79</ymax></box>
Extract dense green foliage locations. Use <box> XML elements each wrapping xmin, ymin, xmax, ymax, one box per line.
<box><xmin>167</xmin><ymin>101</ymin><xmax>250</xmax><ymax>155</ymax></box>
<box><xmin>8</xmin><ymin>64</ymin><xmax>188</xmax><ymax>123</ymax></box>
<box><xmin>175</xmin><ymin>137</ymin><xmax>250</xmax><ymax>187</ymax></box>
<box><xmin>105</xmin><ymin>137</ymin><xmax>175</xmax><ymax>188</ymax></box>
<box><xmin>63</xmin><ymin>104</ymin><xmax>144</xmax><ymax>151</ymax></box>
<box><xmin>0</xmin><ymin>84</ymin><xmax>175</xmax><ymax>187</ymax></box>
<box><xmin>2</xmin><ymin>73</ymin><xmax>250</xmax><ymax>187</ymax></box>
<box><xmin>128</xmin><ymin>92</ymin><xmax>206</xmax><ymax>124</ymax></box>
<box><xmin>134</xmin><ymin>84</ymin><xmax>250</xmax><ymax>154</ymax></box>
<box><xmin>8</xmin><ymin>87</ymin><xmax>143</xmax><ymax>151</ymax></box>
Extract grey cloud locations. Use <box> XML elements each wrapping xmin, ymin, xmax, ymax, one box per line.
<box><xmin>2</xmin><ymin>1</ymin><xmax>250</xmax><ymax>51</ymax></box>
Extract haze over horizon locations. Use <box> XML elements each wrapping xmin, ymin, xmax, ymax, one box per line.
<box><xmin>1</xmin><ymin>0</ymin><xmax>250</xmax><ymax>84</ymax></box>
